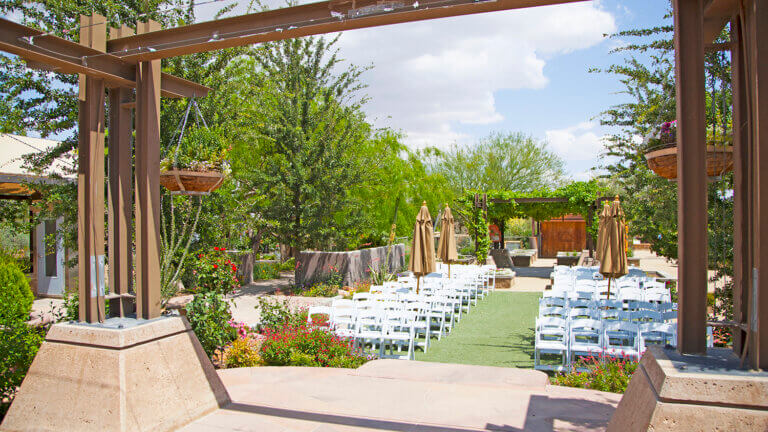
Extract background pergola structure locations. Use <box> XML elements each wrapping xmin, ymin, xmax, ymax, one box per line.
<box><xmin>472</xmin><ymin>193</ymin><xmax>615</xmax><ymax>254</ymax></box>
<box><xmin>0</xmin><ymin>0</ymin><xmax>764</xmax><ymax>369</ymax></box>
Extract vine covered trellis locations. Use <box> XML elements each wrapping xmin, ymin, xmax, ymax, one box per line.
<box><xmin>454</xmin><ymin>180</ymin><xmax>608</xmax><ymax>263</ymax></box>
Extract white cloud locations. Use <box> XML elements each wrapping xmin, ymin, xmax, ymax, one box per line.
<box><xmin>545</xmin><ymin>121</ymin><xmax>607</xmax><ymax>162</ymax></box>
<box><xmin>195</xmin><ymin>1</ymin><xmax>616</xmax><ymax>149</ymax></box>
<box><xmin>333</xmin><ymin>2</ymin><xmax>616</xmax><ymax>148</ymax></box>
<box><xmin>544</xmin><ymin>121</ymin><xmax>610</xmax><ymax>179</ymax></box>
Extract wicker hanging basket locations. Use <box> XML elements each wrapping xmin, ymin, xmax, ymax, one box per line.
<box><xmin>645</xmin><ymin>143</ymin><xmax>734</xmax><ymax>180</ymax></box>
<box><xmin>160</xmin><ymin>96</ymin><xmax>226</xmax><ymax>195</ymax></box>
<box><xmin>159</xmin><ymin>169</ymin><xmax>224</xmax><ymax>195</ymax></box>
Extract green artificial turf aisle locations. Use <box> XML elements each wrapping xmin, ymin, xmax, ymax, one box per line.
<box><xmin>416</xmin><ymin>291</ymin><xmax>541</xmax><ymax>368</ymax></box>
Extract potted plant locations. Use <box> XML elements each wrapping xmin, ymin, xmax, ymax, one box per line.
<box><xmin>644</xmin><ymin>121</ymin><xmax>733</xmax><ymax>180</ymax></box>
<box><xmin>160</xmin><ymin>126</ymin><xmax>228</xmax><ymax>194</ymax></box>
<box><xmin>556</xmin><ymin>251</ymin><xmax>580</xmax><ymax>267</ymax></box>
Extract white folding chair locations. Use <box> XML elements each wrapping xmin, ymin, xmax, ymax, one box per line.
<box><xmin>618</xmin><ymin>287</ymin><xmax>644</xmax><ymax>303</ymax></box>
<box><xmin>638</xmin><ymin>322</ymin><xmax>676</xmax><ymax>354</ymax></box>
<box><xmin>379</xmin><ymin>310</ymin><xmax>416</xmax><ymax>360</ymax></box>
<box><xmin>534</xmin><ymin>317</ymin><xmax>568</xmax><ymax>371</ymax></box>
<box><xmin>331</xmin><ymin>299</ymin><xmax>356</xmax><ymax>339</ymax></box>
<box><xmin>603</xmin><ymin>321</ymin><xmax>640</xmax><ymax>360</ymax></box>
<box><xmin>353</xmin><ymin>308</ymin><xmax>383</xmax><ymax>353</ymax></box>
<box><xmin>539</xmin><ymin>306</ymin><xmax>566</xmax><ymax>319</ymax></box>
<box><xmin>307</xmin><ymin>306</ymin><xmax>332</xmax><ymax>328</ymax></box>
<box><xmin>540</xmin><ymin>296</ymin><xmax>566</xmax><ymax>309</ymax></box>
<box><xmin>569</xmin><ymin>318</ymin><xmax>603</xmax><ymax>366</ymax></box>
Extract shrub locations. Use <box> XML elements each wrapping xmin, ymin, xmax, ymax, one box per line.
<box><xmin>552</xmin><ymin>354</ymin><xmax>638</xmax><ymax>393</ymax></box>
<box><xmin>191</xmin><ymin>247</ymin><xmax>240</xmax><ymax>295</ymax></box>
<box><xmin>255</xmin><ymin>297</ymin><xmax>307</xmax><ymax>332</ymax></box>
<box><xmin>185</xmin><ymin>292</ymin><xmax>237</xmax><ymax>358</ymax></box>
<box><xmin>259</xmin><ymin>324</ymin><xmax>370</xmax><ymax>368</ymax></box>
<box><xmin>221</xmin><ymin>337</ymin><xmax>262</xmax><ymax>368</ymax></box>
<box><xmin>343</xmin><ymin>281</ymin><xmax>371</xmax><ymax>299</ymax></box>
<box><xmin>278</xmin><ymin>258</ymin><xmax>296</xmax><ymax>272</ymax></box>
<box><xmin>0</xmin><ymin>320</ymin><xmax>45</xmax><ymax>420</ymax></box>
<box><xmin>302</xmin><ymin>283</ymin><xmax>338</xmax><ymax>298</ymax></box>
<box><xmin>0</xmin><ymin>256</ymin><xmax>44</xmax><ymax>420</ymax></box>
<box><xmin>0</xmin><ymin>255</ymin><xmax>34</xmax><ymax>322</ymax></box>
<box><xmin>253</xmin><ymin>262</ymin><xmax>280</xmax><ymax>280</ymax></box>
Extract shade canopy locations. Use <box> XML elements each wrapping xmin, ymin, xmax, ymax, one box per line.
<box><xmin>409</xmin><ymin>201</ymin><xmax>436</xmax><ymax>277</ymax></box>
<box><xmin>437</xmin><ymin>204</ymin><xmax>458</xmax><ymax>264</ymax></box>
<box><xmin>597</xmin><ymin>198</ymin><xmax>628</xmax><ymax>279</ymax></box>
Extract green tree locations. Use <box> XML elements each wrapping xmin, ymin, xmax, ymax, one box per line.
<box><xmin>431</xmin><ymin>132</ymin><xmax>566</xmax><ymax>196</ymax></box>
<box><xmin>345</xmin><ymin>130</ymin><xmax>454</xmax><ymax>243</ymax></box>
<box><xmin>229</xmin><ymin>36</ymin><xmax>371</xmax><ymax>256</ymax></box>
<box><xmin>596</xmin><ymin>4</ymin><xmax>734</xmax><ymax>321</ymax></box>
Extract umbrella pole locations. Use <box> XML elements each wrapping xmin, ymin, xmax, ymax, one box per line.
<box><xmin>448</xmin><ymin>263</ymin><xmax>451</xmax><ymax>279</ymax></box>
<box><xmin>416</xmin><ymin>276</ymin><xmax>420</xmax><ymax>294</ymax></box>
<box><xmin>607</xmin><ymin>277</ymin><xmax>612</xmax><ymax>300</ymax></box>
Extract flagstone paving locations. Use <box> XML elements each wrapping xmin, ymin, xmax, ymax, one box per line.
<box><xmin>182</xmin><ymin>360</ymin><xmax>621</xmax><ymax>432</ymax></box>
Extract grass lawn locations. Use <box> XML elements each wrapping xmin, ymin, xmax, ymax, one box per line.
<box><xmin>415</xmin><ymin>291</ymin><xmax>541</xmax><ymax>368</ymax></box>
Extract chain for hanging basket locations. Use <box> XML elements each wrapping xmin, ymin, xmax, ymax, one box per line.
<box><xmin>160</xmin><ymin>96</ymin><xmax>224</xmax><ymax>195</ymax></box>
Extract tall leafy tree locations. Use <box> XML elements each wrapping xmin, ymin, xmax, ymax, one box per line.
<box><xmin>229</xmin><ymin>36</ymin><xmax>371</xmax><ymax>256</ymax></box>
<box><xmin>596</xmin><ymin>5</ymin><xmax>734</xmax><ymax>321</ymax></box>
<box><xmin>431</xmin><ymin>132</ymin><xmax>566</xmax><ymax>196</ymax></box>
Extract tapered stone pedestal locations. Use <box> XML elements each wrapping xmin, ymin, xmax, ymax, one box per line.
<box><xmin>608</xmin><ymin>345</ymin><xmax>768</xmax><ymax>431</ymax></box>
<box><xmin>1</xmin><ymin>316</ymin><xmax>230</xmax><ymax>432</ymax></box>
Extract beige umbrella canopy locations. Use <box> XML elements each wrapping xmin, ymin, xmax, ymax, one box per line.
<box><xmin>409</xmin><ymin>201</ymin><xmax>436</xmax><ymax>292</ymax></box>
<box><xmin>595</xmin><ymin>201</ymin><xmax>611</xmax><ymax>264</ymax></box>
<box><xmin>437</xmin><ymin>204</ymin><xmax>458</xmax><ymax>277</ymax></box>
<box><xmin>597</xmin><ymin>197</ymin><xmax>628</xmax><ymax>298</ymax></box>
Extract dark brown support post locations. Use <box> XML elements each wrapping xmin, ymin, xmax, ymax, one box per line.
<box><xmin>731</xmin><ymin>15</ymin><xmax>750</xmax><ymax>358</ymax></box>
<box><xmin>107</xmin><ymin>86</ymin><xmax>134</xmax><ymax>317</ymax></box>
<box><xmin>77</xmin><ymin>14</ymin><xmax>107</xmax><ymax>323</ymax></box>
<box><xmin>107</xmin><ymin>25</ymin><xmax>135</xmax><ymax>318</ymax></box>
<box><xmin>746</xmin><ymin>0</ymin><xmax>768</xmax><ymax>369</ymax></box>
<box><xmin>135</xmin><ymin>20</ymin><xmax>162</xmax><ymax>319</ymax></box>
<box><xmin>674</xmin><ymin>0</ymin><xmax>707</xmax><ymax>354</ymax></box>
<box><xmin>586</xmin><ymin>203</ymin><xmax>595</xmax><ymax>256</ymax></box>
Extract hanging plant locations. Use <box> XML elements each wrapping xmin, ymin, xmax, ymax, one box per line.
<box><xmin>160</xmin><ymin>98</ymin><xmax>227</xmax><ymax>195</ymax></box>
<box><xmin>644</xmin><ymin>122</ymin><xmax>733</xmax><ymax>180</ymax></box>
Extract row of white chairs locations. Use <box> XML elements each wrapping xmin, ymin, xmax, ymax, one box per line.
<box><xmin>534</xmin><ymin>317</ymin><xmax>677</xmax><ymax>371</ymax></box>
<box><xmin>539</xmin><ymin>306</ymin><xmax>677</xmax><ymax>324</ymax></box>
<box><xmin>305</xmin><ymin>265</ymin><xmax>497</xmax><ymax>360</ymax></box>
<box><xmin>545</xmin><ymin>284</ymin><xmax>672</xmax><ymax>304</ymax></box>
<box><xmin>540</xmin><ymin>297</ymin><xmax>677</xmax><ymax>314</ymax></box>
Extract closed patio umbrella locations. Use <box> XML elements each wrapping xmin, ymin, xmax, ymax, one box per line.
<box><xmin>595</xmin><ymin>201</ymin><xmax>611</xmax><ymax>264</ymax></box>
<box><xmin>437</xmin><ymin>204</ymin><xmax>458</xmax><ymax>278</ymax></box>
<box><xmin>409</xmin><ymin>201</ymin><xmax>435</xmax><ymax>293</ymax></box>
<box><xmin>597</xmin><ymin>196</ymin><xmax>628</xmax><ymax>299</ymax></box>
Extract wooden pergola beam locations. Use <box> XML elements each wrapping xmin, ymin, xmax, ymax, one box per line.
<box><xmin>0</xmin><ymin>18</ymin><xmax>210</xmax><ymax>98</ymax></box>
<box><xmin>703</xmin><ymin>0</ymin><xmax>738</xmax><ymax>42</ymax></box>
<box><xmin>106</xmin><ymin>0</ymin><xmax>586</xmax><ymax>61</ymax></box>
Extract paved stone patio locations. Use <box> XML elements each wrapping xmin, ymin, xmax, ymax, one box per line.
<box><xmin>182</xmin><ymin>360</ymin><xmax>621</xmax><ymax>432</ymax></box>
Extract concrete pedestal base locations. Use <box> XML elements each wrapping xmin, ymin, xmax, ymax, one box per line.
<box><xmin>1</xmin><ymin>316</ymin><xmax>230</xmax><ymax>432</ymax></box>
<box><xmin>608</xmin><ymin>345</ymin><xmax>768</xmax><ymax>431</ymax></box>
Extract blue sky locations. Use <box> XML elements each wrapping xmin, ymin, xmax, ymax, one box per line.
<box><xmin>4</xmin><ymin>0</ymin><xmax>672</xmax><ymax>180</ymax></box>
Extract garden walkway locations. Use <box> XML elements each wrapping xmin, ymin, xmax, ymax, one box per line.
<box><xmin>416</xmin><ymin>291</ymin><xmax>541</xmax><ymax>368</ymax></box>
<box><xmin>182</xmin><ymin>360</ymin><xmax>620</xmax><ymax>432</ymax></box>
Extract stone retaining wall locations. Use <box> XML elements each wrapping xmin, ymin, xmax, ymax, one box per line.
<box><xmin>295</xmin><ymin>244</ymin><xmax>406</xmax><ymax>286</ymax></box>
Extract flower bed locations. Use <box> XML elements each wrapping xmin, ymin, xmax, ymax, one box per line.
<box><xmin>552</xmin><ymin>354</ymin><xmax>638</xmax><ymax>394</ymax></box>
<box><xmin>216</xmin><ymin>298</ymin><xmax>374</xmax><ymax>369</ymax></box>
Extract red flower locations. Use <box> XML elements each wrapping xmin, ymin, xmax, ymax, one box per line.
<box><xmin>213</xmin><ymin>264</ymin><xmax>218</xmax><ymax>269</ymax></box>
<box><xmin>198</xmin><ymin>254</ymin><xmax>203</xmax><ymax>258</ymax></box>
<box><xmin>214</xmin><ymin>247</ymin><xmax>220</xmax><ymax>251</ymax></box>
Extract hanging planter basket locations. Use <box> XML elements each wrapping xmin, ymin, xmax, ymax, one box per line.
<box><xmin>160</xmin><ymin>96</ymin><xmax>226</xmax><ymax>195</ymax></box>
<box><xmin>644</xmin><ymin>143</ymin><xmax>734</xmax><ymax>180</ymax></box>
<box><xmin>160</xmin><ymin>169</ymin><xmax>224</xmax><ymax>195</ymax></box>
